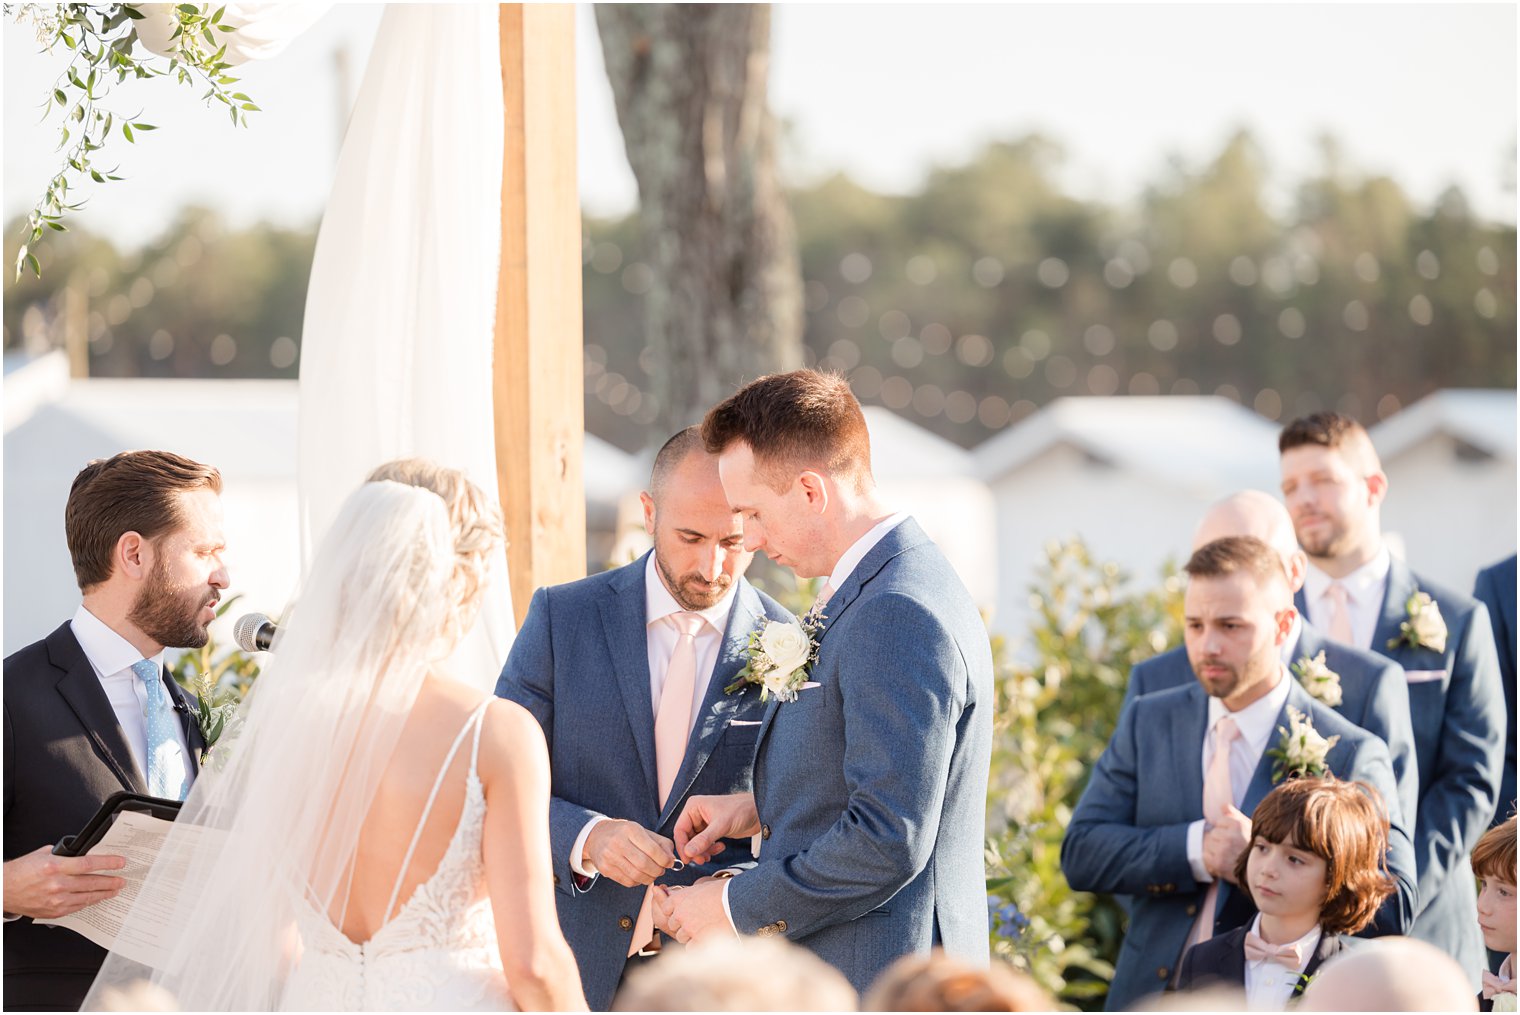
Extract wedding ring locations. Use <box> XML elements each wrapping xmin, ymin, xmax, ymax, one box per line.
<box><xmin>669</xmin><ymin>859</ymin><xmax>686</xmax><ymax>872</ymax></box>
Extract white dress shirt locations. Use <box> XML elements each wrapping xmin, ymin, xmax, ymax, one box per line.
<box><xmin>570</xmin><ymin>556</ymin><xmax>739</xmax><ymax>877</ymax></box>
<box><xmin>1303</xmin><ymin>546</ymin><xmax>1391</xmax><ymax>652</ymax></box>
<box><xmin>1186</xmin><ymin>669</ymin><xmax>1294</xmax><ymax>883</ymax></box>
<box><xmin>1242</xmin><ymin>913</ymin><xmax>1321</xmax><ymax>1010</ymax></box>
<box><xmin>70</xmin><ymin>604</ymin><xmax>191</xmax><ymax>793</ymax></box>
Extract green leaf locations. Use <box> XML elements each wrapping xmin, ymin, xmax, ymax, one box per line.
<box><xmin>89</xmin><ymin>169</ymin><xmax>105</xmax><ymax>183</ymax></box>
<box><xmin>123</xmin><ymin>123</ymin><xmax>134</xmax><ymax>142</ymax></box>
<box><xmin>211</xmin><ymin>5</ymin><xmax>225</xmax><ymax>24</ymax></box>
<box><xmin>53</xmin><ymin>88</ymin><xmax>67</xmax><ymax>106</ymax></box>
<box><xmin>61</xmin><ymin>32</ymin><xmax>77</xmax><ymax>49</ymax></box>
<box><xmin>47</xmin><ymin>222</ymin><xmax>67</xmax><ymax>232</ymax></box>
<box><xmin>133</xmin><ymin>122</ymin><xmax>158</xmax><ymax>131</ymax></box>
<box><xmin>123</xmin><ymin>6</ymin><xmax>147</xmax><ymax>19</ymax></box>
<box><xmin>176</xmin><ymin>3</ymin><xmax>199</xmax><ymax>13</ymax></box>
<box><xmin>240</xmin><ymin>102</ymin><xmax>259</xmax><ymax>111</ymax></box>
<box><xmin>25</xmin><ymin>252</ymin><xmax>41</xmax><ymax>278</ymax></box>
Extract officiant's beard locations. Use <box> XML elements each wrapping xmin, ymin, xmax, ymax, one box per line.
<box><xmin>128</xmin><ymin>557</ymin><xmax>217</xmax><ymax>649</ymax></box>
<box><xmin>656</xmin><ymin>550</ymin><xmax>733</xmax><ymax>612</ymax></box>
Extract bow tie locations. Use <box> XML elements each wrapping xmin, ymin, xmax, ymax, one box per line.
<box><xmin>1481</xmin><ymin>970</ymin><xmax>1514</xmax><ymax>1000</ymax></box>
<box><xmin>1244</xmin><ymin>930</ymin><xmax>1307</xmax><ymax>970</ymax></box>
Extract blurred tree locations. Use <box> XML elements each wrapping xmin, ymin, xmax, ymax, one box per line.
<box><xmin>595</xmin><ymin>3</ymin><xmax>803</xmax><ymax>437</ymax></box>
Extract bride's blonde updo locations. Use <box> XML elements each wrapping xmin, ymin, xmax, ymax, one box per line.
<box><xmin>365</xmin><ymin>458</ymin><xmax>504</xmax><ymax>652</ymax></box>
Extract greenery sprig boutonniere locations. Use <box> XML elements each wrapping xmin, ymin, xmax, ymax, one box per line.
<box><xmin>1267</xmin><ymin>706</ymin><xmax>1340</xmax><ymax>783</ymax></box>
<box><xmin>1388</xmin><ymin>590</ymin><xmax>1447</xmax><ymax>653</ymax></box>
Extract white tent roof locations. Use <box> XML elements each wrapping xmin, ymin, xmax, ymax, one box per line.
<box><xmin>973</xmin><ymin>396</ymin><xmax>1281</xmax><ymax>495</ymax></box>
<box><xmin>863</xmin><ymin>406</ymin><xmax>976</xmax><ymax>479</ymax></box>
<box><xmin>1370</xmin><ymin>388</ymin><xmax>1516</xmax><ymax>462</ymax></box>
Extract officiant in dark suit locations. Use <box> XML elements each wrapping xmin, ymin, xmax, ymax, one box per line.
<box><xmin>3</xmin><ymin>450</ymin><xmax>225</xmax><ymax>1011</ymax></box>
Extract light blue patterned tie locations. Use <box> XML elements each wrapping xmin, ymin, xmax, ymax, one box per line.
<box><xmin>131</xmin><ymin>659</ymin><xmax>184</xmax><ymax>800</ymax></box>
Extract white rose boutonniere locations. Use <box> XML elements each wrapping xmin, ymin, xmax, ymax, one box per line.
<box><xmin>1493</xmin><ymin>992</ymin><xmax>1518</xmax><ymax>1014</ymax></box>
<box><xmin>1292</xmin><ymin>651</ymin><xmax>1343</xmax><ymax>707</ymax></box>
<box><xmin>1389</xmin><ymin>591</ymin><xmax>1447</xmax><ymax>654</ymax></box>
<box><xmin>1267</xmin><ymin>706</ymin><xmax>1340</xmax><ymax>783</ymax></box>
<box><xmin>725</xmin><ymin>610</ymin><xmax>823</xmax><ymax>703</ymax></box>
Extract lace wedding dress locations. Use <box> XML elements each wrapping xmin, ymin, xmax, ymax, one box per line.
<box><xmin>281</xmin><ymin>701</ymin><xmax>516</xmax><ymax>1011</ymax></box>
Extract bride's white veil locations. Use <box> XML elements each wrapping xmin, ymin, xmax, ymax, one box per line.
<box><xmin>84</xmin><ymin>480</ymin><xmax>464</xmax><ymax>1010</ymax></box>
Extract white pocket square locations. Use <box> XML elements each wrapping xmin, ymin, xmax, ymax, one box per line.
<box><xmin>1405</xmin><ymin>669</ymin><xmax>1447</xmax><ymax>684</ymax></box>
<box><xmin>727</xmin><ymin>719</ymin><xmax>763</xmax><ymax>727</ymax></box>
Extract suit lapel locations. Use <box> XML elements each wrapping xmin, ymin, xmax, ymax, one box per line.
<box><xmin>1374</xmin><ymin>557</ymin><xmax>1418</xmax><ymax>660</ymax></box>
<box><xmin>1219</xmin><ymin>926</ymin><xmax>1249</xmax><ymax>985</ymax></box>
<box><xmin>166</xmin><ymin>668</ymin><xmax>204</xmax><ymax>777</ymax></box>
<box><xmin>1293</xmin><ymin>587</ymin><xmax>1309</xmax><ymax>619</ymax></box>
<box><xmin>600</xmin><ymin>559</ymin><xmax>659</xmax><ymax>803</ymax></box>
<box><xmin>1220</xmin><ymin>683</ymin><xmax>1305</xmax><ymax>915</ymax></box>
<box><xmin>48</xmin><ymin>624</ymin><xmax>145</xmax><ymax>794</ymax></box>
<box><xmin>1170</xmin><ymin>685</ymin><xmax>1208</xmax><ymax>823</ymax></box>
<box><xmin>1296</xmin><ymin>933</ymin><xmax>1343</xmax><ymax>994</ymax></box>
<box><xmin>657</xmin><ymin>582</ymin><xmax>763</xmax><ymax>827</ymax></box>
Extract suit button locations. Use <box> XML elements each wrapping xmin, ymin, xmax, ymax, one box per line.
<box><xmin>1185</xmin><ymin>904</ymin><xmax>1197</xmax><ymax>916</ymax></box>
<box><xmin>618</xmin><ymin>916</ymin><xmax>633</xmax><ymax>931</ymax></box>
<box><xmin>1157</xmin><ymin>967</ymin><xmax>1169</xmax><ymax>980</ymax></box>
<box><xmin>776</xmin><ymin>919</ymin><xmax>787</xmax><ymax>932</ymax></box>
<box><xmin>761</xmin><ymin>824</ymin><xmax>771</xmax><ymax>840</ymax></box>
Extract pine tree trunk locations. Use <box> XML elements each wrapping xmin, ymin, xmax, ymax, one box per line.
<box><xmin>595</xmin><ymin>3</ymin><xmax>803</xmax><ymax>435</ymax></box>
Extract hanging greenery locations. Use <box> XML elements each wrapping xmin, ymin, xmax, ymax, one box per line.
<box><xmin>5</xmin><ymin>3</ymin><xmax>261</xmax><ymax>279</ymax></box>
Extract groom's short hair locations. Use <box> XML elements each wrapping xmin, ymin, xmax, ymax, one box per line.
<box><xmin>701</xmin><ymin>370</ymin><xmax>872</xmax><ymax>491</ymax></box>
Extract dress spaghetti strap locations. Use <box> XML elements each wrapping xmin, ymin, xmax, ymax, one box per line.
<box><xmin>382</xmin><ymin>699</ymin><xmax>494</xmax><ymax>923</ymax></box>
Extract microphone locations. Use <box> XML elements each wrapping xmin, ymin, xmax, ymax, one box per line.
<box><xmin>233</xmin><ymin>613</ymin><xmax>278</xmax><ymax>653</ymax></box>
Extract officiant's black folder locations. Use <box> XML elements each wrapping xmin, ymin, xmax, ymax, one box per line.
<box><xmin>53</xmin><ymin>791</ymin><xmax>182</xmax><ymax>857</ymax></box>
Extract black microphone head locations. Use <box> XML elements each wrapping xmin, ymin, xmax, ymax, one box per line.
<box><xmin>233</xmin><ymin>612</ymin><xmax>274</xmax><ymax>653</ymax></box>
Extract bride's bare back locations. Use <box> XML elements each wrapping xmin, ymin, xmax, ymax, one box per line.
<box><xmin>328</xmin><ymin>674</ymin><xmax>587</xmax><ymax>1011</ymax></box>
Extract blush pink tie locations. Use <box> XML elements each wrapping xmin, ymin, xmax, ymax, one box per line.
<box><xmin>631</xmin><ymin>611</ymin><xmax>706</xmax><ymax>957</ymax></box>
<box><xmin>1182</xmin><ymin>714</ymin><xmax>1240</xmax><ymax>965</ymax></box>
<box><xmin>1324</xmin><ymin>581</ymin><xmax>1355</xmax><ymax>645</ymax></box>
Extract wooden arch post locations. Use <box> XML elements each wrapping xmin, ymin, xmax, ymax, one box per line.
<box><xmin>495</xmin><ymin>4</ymin><xmax>586</xmax><ymax>626</ymax></box>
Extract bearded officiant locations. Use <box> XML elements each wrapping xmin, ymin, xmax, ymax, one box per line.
<box><xmin>3</xmin><ymin>451</ymin><xmax>224</xmax><ymax>1011</ymax></box>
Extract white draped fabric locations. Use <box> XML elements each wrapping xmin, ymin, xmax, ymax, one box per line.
<box><xmin>295</xmin><ymin>4</ymin><xmax>513</xmax><ymax>686</ymax></box>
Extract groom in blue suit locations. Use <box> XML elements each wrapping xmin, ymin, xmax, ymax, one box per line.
<box><xmin>1063</xmin><ymin>536</ymin><xmax>1416</xmax><ymax>1010</ymax></box>
<box><xmin>495</xmin><ymin>428</ymin><xmax>793</xmax><ymax>1010</ymax></box>
<box><xmin>661</xmin><ymin>371</ymin><xmax>994</xmax><ymax>995</ymax></box>
<box><xmin>1121</xmin><ymin>490</ymin><xmax>1418</xmax><ymax>824</ymax></box>
<box><xmin>1280</xmin><ymin>412</ymin><xmax>1503</xmax><ymax>981</ymax></box>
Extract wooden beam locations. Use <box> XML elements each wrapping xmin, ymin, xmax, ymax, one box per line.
<box><xmin>495</xmin><ymin>4</ymin><xmax>585</xmax><ymax>626</ymax></box>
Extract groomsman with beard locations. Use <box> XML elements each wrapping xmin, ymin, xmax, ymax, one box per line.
<box><xmin>1062</xmin><ymin>535</ymin><xmax>1415</xmax><ymax>1010</ymax></box>
<box><xmin>1121</xmin><ymin>489</ymin><xmax>1419</xmax><ymax>825</ymax></box>
<box><xmin>495</xmin><ymin>427</ymin><xmax>792</xmax><ymax>1010</ymax></box>
<box><xmin>1278</xmin><ymin>412</ymin><xmax>1503</xmax><ymax>980</ymax></box>
<box><xmin>3</xmin><ymin>451</ymin><xmax>224</xmax><ymax>1011</ymax></box>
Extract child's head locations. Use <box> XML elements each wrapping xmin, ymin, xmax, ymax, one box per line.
<box><xmin>1471</xmin><ymin>815</ymin><xmax>1517</xmax><ymax>955</ymax></box>
<box><xmin>1233</xmin><ymin>777</ymin><xmax>1395</xmax><ymax>935</ymax></box>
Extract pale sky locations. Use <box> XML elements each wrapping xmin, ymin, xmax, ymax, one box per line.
<box><xmin>3</xmin><ymin>3</ymin><xmax>1515</xmax><ymax>248</ymax></box>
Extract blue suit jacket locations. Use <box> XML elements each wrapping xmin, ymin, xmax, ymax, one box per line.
<box><xmin>1473</xmin><ymin>554</ymin><xmax>1516</xmax><ymax>827</ymax></box>
<box><xmin>1297</xmin><ymin>556</ymin><xmax>1504</xmax><ymax>976</ymax></box>
<box><xmin>724</xmin><ymin>518</ymin><xmax>994</xmax><ymax>995</ymax></box>
<box><xmin>1121</xmin><ymin>621</ymin><xmax>1420</xmax><ymax>824</ymax></box>
<box><xmin>1061</xmin><ymin>680</ymin><xmax>1417</xmax><ymax>1011</ymax></box>
<box><xmin>494</xmin><ymin>556</ymin><xmax>792</xmax><ymax>1011</ymax></box>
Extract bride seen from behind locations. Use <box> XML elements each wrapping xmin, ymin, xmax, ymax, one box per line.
<box><xmin>85</xmin><ymin>460</ymin><xmax>587</xmax><ymax>1012</ymax></box>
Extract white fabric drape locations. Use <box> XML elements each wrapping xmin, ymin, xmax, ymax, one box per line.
<box><xmin>134</xmin><ymin>3</ymin><xmax>335</xmax><ymax>65</ymax></box>
<box><xmin>296</xmin><ymin>4</ymin><xmax>513</xmax><ymax>687</ymax></box>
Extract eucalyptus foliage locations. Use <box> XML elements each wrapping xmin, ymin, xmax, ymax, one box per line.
<box><xmin>985</xmin><ymin>540</ymin><xmax>1183</xmax><ymax>1008</ymax></box>
<box><xmin>6</xmin><ymin>2</ymin><xmax>261</xmax><ymax>279</ymax></box>
<box><xmin>169</xmin><ymin>594</ymin><xmax>262</xmax><ymax>762</ymax></box>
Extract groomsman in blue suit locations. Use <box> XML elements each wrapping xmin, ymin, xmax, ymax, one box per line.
<box><xmin>495</xmin><ymin>428</ymin><xmax>793</xmax><ymax>1010</ymax></box>
<box><xmin>661</xmin><ymin>370</ymin><xmax>994</xmax><ymax>995</ymax></box>
<box><xmin>1122</xmin><ymin>490</ymin><xmax>1418</xmax><ymax>823</ymax></box>
<box><xmin>1279</xmin><ymin>412</ymin><xmax>1503</xmax><ymax>980</ymax></box>
<box><xmin>1473</xmin><ymin>553</ymin><xmax>1516</xmax><ymax>827</ymax></box>
<box><xmin>1063</xmin><ymin>536</ymin><xmax>1416</xmax><ymax>1010</ymax></box>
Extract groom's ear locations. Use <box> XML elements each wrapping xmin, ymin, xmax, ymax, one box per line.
<box><xmin>640</xmin><ymin>491</ymin><xmax>657</xmax><ymax>535</ymax></box>
<box><xmin>798</xmin><ymin>471</ymin><xmax>829</xmax><ymax>514</ymax></box>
